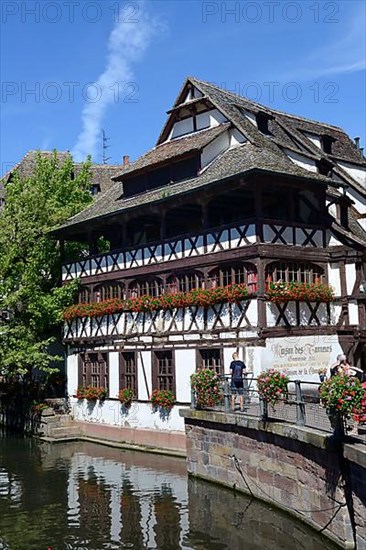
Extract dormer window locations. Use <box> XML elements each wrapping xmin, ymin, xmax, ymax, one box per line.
<box><xmin>316</xmin><ymin>158</ymin><xmax>333</xmax><ymax>177</ymax></box>
<box><xmin>91</xmin><ymin>183</ymin><xmax>101</xmax><ymax>196</ymax></box>
<box><xmin>256</xmin><ymin>112</ymin><xmax>273</xmax><ymax>136</ymax></box>
<box><xmin>321</xmin><ymin>135</ymin><xmax>335</xmax><ymax>154</ymax></box>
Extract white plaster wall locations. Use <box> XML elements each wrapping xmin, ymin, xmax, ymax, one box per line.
<box><xmin>67</xmin><ymin>354</ymin><xmax>78</xmax><ymax>397</ymax></box>
<box><xmin>201</xmin><ymin>131</ymin><xmax>230</xmax><ymax>169</ymax></box>
<box><xmin>346</xmin><ymin>186</ymin><xmax>366</xmax><ymax>216</ymax></box>
<box><xmin>284</xmin><ymin>149</ymin><xmax>317</xmax><ymax>173</ymax></box>
<box><xmin>223</xmin><ymin>347</ymin><xmax>237</xmax><ymax>375</ymax></box>
<box><xmin>326</xmin><ymin>199</ymin><xmax>337</xmax><ymax>219</ymax></box>
<box><xmin>337</xmin><ymin>161</ymin><xmax>366</xmax><ymax>187</ymax></box>
<box><xmin>243</xmin><ymin>110</ymin><xmax>257</xmax><ymax>127</ymax></box>
<box><xmin>209</xmin><ymin>108</ymin><xmax>227</xmax><ymax>126</ymax></box>
<box><xmin>70</xmin><ymin>399</ymin><xmax>186</xmax><ymax>432</ymax></box>
<box><xmin>108</xmin><ymin>352</ymin><xmax>119</xmax><ymax>399</ymax></box>
<box><xmin>229</xmin><ymin>128</ymin><xmax>246</xmax><ymax>146</ymax></box>
<box><xmin>328</xmin><ymin>263</ymin><xmax>341</xmax><ymax>296</ymax></box>
<box><xmin>303</xmin><ymin>132</ymin><xmax>322</xmax><ymax>149</ymax></box>
<box><xmin>345</xmin><ymin>263</ymin><xmax>357</xmax><ymax>295</ymax></box>
<box><xmin>348</xmin><ymin>300</ymin><xmax>359</xmax><ymax>325</ymax></box>
<box><xmin>137</xmin><ymin>351</ymin><xmax>152</xmax><ymax>400</ymax></box>
<box><xmin>175</xmin><ymin>349</ymin><xmax>195</xmax><ymax>403</ymax></box>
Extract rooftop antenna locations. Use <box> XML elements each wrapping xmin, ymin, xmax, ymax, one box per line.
<box><xmin>102</xmin><ymin>129</ymin><xmax>111</xmax><ymax>164</ymax></box>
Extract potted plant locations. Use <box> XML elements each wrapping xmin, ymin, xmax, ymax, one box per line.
<box><xmin>190</xmin><ymin>368</ymin><xmax>222</xmax><ymax>408</ymax></box>
<box><xmin>257</xmin><ymin>369</ymin><xmax>290</xmax><ymax>407</ymax></box>
<box><xmin>150</xmin><ymin>389</ymin><xmax>175</xmax><ymax>410</ymax></box>
<box><xmin>118</xmin><ymin>388</ymin><xmax>134</xmax><ymax>408</ymax></box>
<box><xmin>319</xmin><ymin>375</ymin><xmax>365</xmax><ymax>425</ymax></box>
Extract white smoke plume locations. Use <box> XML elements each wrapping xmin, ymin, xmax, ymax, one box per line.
<box><xmin>72</xmin><ymin>1</ymin><xmax>158</xmax><ymax>162</ymax></box>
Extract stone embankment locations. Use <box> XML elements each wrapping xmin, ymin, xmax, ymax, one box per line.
<box><xmin>180</xmin><ymin>409</ymin><xmax>366</xmax><ymax>550</ymax></box>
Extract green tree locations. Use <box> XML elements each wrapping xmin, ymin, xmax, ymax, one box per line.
<box><xmin>0</xmin><ymin>151</ymin><xmax>93</xmax><ymax>377</ymax></box>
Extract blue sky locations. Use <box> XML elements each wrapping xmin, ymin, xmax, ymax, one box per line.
<box><xmin>1</xmin><ymin>0</ymin><xmax>365</xmax><ymax>175</ymax></box>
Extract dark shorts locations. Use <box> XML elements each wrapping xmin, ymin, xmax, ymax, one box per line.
<box><xmin>231</xmin><ymin>379</ymin><xmax>244</xmax><ymax>395</ymax></box>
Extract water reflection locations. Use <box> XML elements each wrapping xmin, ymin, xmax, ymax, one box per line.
<box><xmin>0</xmin><ymin>436</ymin><xmax>338</xmax><ymax>549</ymax></box>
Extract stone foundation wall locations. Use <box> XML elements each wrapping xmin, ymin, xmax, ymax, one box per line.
<box><xmin>181</xmin><ymin>410</ymin><xmax>366</xmax><ymax>549</ymax></box>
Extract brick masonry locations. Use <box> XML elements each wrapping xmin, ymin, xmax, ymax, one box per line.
<box><xmin>180</xmin><ymin>410</ymin><xmax>366</xmax><ymax>549</ymax></box>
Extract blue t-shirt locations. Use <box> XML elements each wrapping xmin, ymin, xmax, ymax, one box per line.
<box><xmin>230</xmin><ymin>360</ymin><xmax>246</xmax><ymax>380</ymax></box>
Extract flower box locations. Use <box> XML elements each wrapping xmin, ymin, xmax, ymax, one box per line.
<box><xmin>63</xmin><ymin>283</ymin><xmax>250</xmax><ymax>320</ymax></box>
<box><xmin>266</xmin><ymin>281</ymin><xmax>334</xmax><ymax>305</ymax></box>
<box><xmin>150</xmin><ymin>389</ymin><xmax>175</xmax><ymax>410</ymax></box>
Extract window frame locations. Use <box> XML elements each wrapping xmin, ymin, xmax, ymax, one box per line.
<box><xmin>119</xmin><ymin>351</ymin><xmax>138</xmax><ymax>397</ymax></box>
<box><xmin>196</xmin><ymin>348</ymin><xmax>224</xmax><ymax>376</ymax></box>
<box><xmin>152</xmin><ymin>350</ymin><xmax>176</xmax><ymax>394</ymax></box>
<box><xmin>78</xmin><ymin>352</ymin><xmax>109</xmax><ymax>389</ymax></box>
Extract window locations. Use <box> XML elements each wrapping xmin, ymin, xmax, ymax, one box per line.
<box><xmin>207</xmin><ymin>264</ymin><xmax>258</xmax><ymax>292</ymax></box>
<box><xmin>119</xmin><ymin>352</ymin><xmax>138</xmax><ymax>396</ymax></box>
<box><xmin>78</xmin><ymin>287</ymin><xmax>91</xmax><ymax>304</ymax></box>
<box><xmin>265</xmin><ymin>261</ymin><xmax>324</xmax><ymax>285</ymax></box>
<box><xmin>152</xmin><ymin>351</ymin><xmax>175</xmax><ymax>393</ymax></box>
<box><xmin>256</xmin><ymin>112</ymin><xmax>273</xmax><ymax>135</ymax></box>
<box><xmin>197</xmin><ymin>349</ymin><xmax>223</xmax><ymax>375</ymax></box>
<box><xmin>94</xmin><ymin>283</ymin><xmax>124</xmax><ymax>302</ymax></box>
<box><xmin>78</xmin><ymin>352</ymin><xmax>109</xmax><ymax>389</ymax></box>
<box><xmin>321</xmin><ymin>135</ymin><xmax>335</xmax><ymax>154</ymax></box>
<box><xmin>166</xmin><ymin>272</ymin><xmax>203</xmax><ymax>294</ymax></box>
<box><xmin>128</xmin><ymin>279</ymin><xmax>163</xmax><ymax>298</ymax></box>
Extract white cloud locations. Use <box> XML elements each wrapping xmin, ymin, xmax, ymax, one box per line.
<box><xmin>72</xmin><ymin>1</ymin><xmax>159</xmax><ymax>162</ymax></box>
<box><xmin>279</xmin><ymin>5</ymin><xmax>366</xmax><ymax>81</ymax></box>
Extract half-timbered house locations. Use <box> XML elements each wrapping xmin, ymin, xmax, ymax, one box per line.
<box><xmin>53</xmin><ymin>78</ymin><xmax>366</xmax><ymax>448</ymax></box>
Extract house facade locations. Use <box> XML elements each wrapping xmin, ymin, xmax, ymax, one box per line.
<box><xmin>53</xmin><ymin>78</ymin><xmax>366</xmax><ymax>444</ymax></box>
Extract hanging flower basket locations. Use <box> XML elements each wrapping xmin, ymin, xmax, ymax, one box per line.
<box><xmin>266</xmin><ymin>281</ymin><xmax>334</xmax><ymax>304</ymax></box>
<box><xmin>118</xmin><ymin>388</ymin><xmax>134</xmax><ymax>408</ymax></box>
<box><xmin>257</xmin><ymin>369</ymin><xmax>290</xmax><ymax>406</ymax></box>
<box><xmin>150</xmin><ymin>389</ymin><xmax>175</xmax><ymax>410</ymax></box>
<box><xmin>190</xmin><ymin>368</ymin><xmax>222</xmax><ymax>408</ymax></box>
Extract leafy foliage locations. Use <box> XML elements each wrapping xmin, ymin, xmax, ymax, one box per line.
<box><xmin>319</xmin><ymin>375</ymin><xmax>366</xmax><ymax>419</ymax></box>
<box><xmin>0</xmin><ymin>151</ymin><xmax>93</xmax><ymax>377</ymax></box>
<box><xmin>190</xmin><ymin>368</ymin><xmax>222</xmax><ymax>407</ymax></box>
<box><xmin>257</xmin><ymin>369</ymin><xmax>290</xmax><ymax>406</ymax></box>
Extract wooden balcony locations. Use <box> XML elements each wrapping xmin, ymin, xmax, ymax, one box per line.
<box><xmin>62</xmin><ymin>220</ymin><xmax>326</xmax><ymax>282</ymax></box>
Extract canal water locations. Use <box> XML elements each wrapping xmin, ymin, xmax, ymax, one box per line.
<box><xmin>0</xmin><ymin>435</ymin><xmax>339</xmax><ymax>550</ymax></box>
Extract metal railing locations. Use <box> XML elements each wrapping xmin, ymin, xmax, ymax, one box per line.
<box><xmin>191</xmin><ymin>375</ymin><xmax>366</xmax><ymax>444</ymax></box>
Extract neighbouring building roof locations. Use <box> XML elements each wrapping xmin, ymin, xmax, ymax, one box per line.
<box><xmin>0</xmin><ymin>150</ymin><xmax>122</xmax><ymax>202</ymax></box>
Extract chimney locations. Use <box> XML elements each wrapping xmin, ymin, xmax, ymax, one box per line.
<box><xmin>354</xmin><ymin>137</ymin><xmax>360</xmax><ymax>149</ymax></box>
<box><xmin>123</xmin><ymin>155</ymin><xmax>130</xmax><ymax>166</ymax></box>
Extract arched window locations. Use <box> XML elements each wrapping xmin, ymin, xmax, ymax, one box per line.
<box><xmin>128</xmin><ymin>278</ymin><xmax>163</xmax><ymax>298</ymax></box>
<box><xmin>207</xmin><ymin>263</ymin><xmax>258</xmax><ymax>292</ymax></box>
<box><xmin>166</xmin><ymin>272</ymin><xmax>203</xmax><ymax>294</ymax></box>
<box><xmin>265</xmin><ymin>261</ymin><xmax>324</xmax><ymax>285</ymax></box>
<box><xmin>78</xmin><ymin>287</ymin><xmax>91</xmax><ymax>304</ymax></box>
<box><xmin>94</xmin><ymin>283</ymin><xmax>124</xmax><ymax>302</ymax></box>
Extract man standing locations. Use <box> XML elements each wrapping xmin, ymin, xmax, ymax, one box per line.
<box><xmin>230</xmin><ymin>351</ymin><xmax>247</xmax><ymax>412</ymax></box>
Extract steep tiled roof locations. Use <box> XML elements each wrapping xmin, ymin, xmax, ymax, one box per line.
<box><xmin>53</xmin><ymin>142</ymin><xmax>331</xmax><ymax>234</ymax></box>
<box><xmin>113</xmin><ymin>124</ymin><xmax>230</xmax><ymax>180</ymax></box>
<box><xmin>53</xmin><ymin>77</ymin><xmax>365</xmax><ymax>236</ymax></box>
